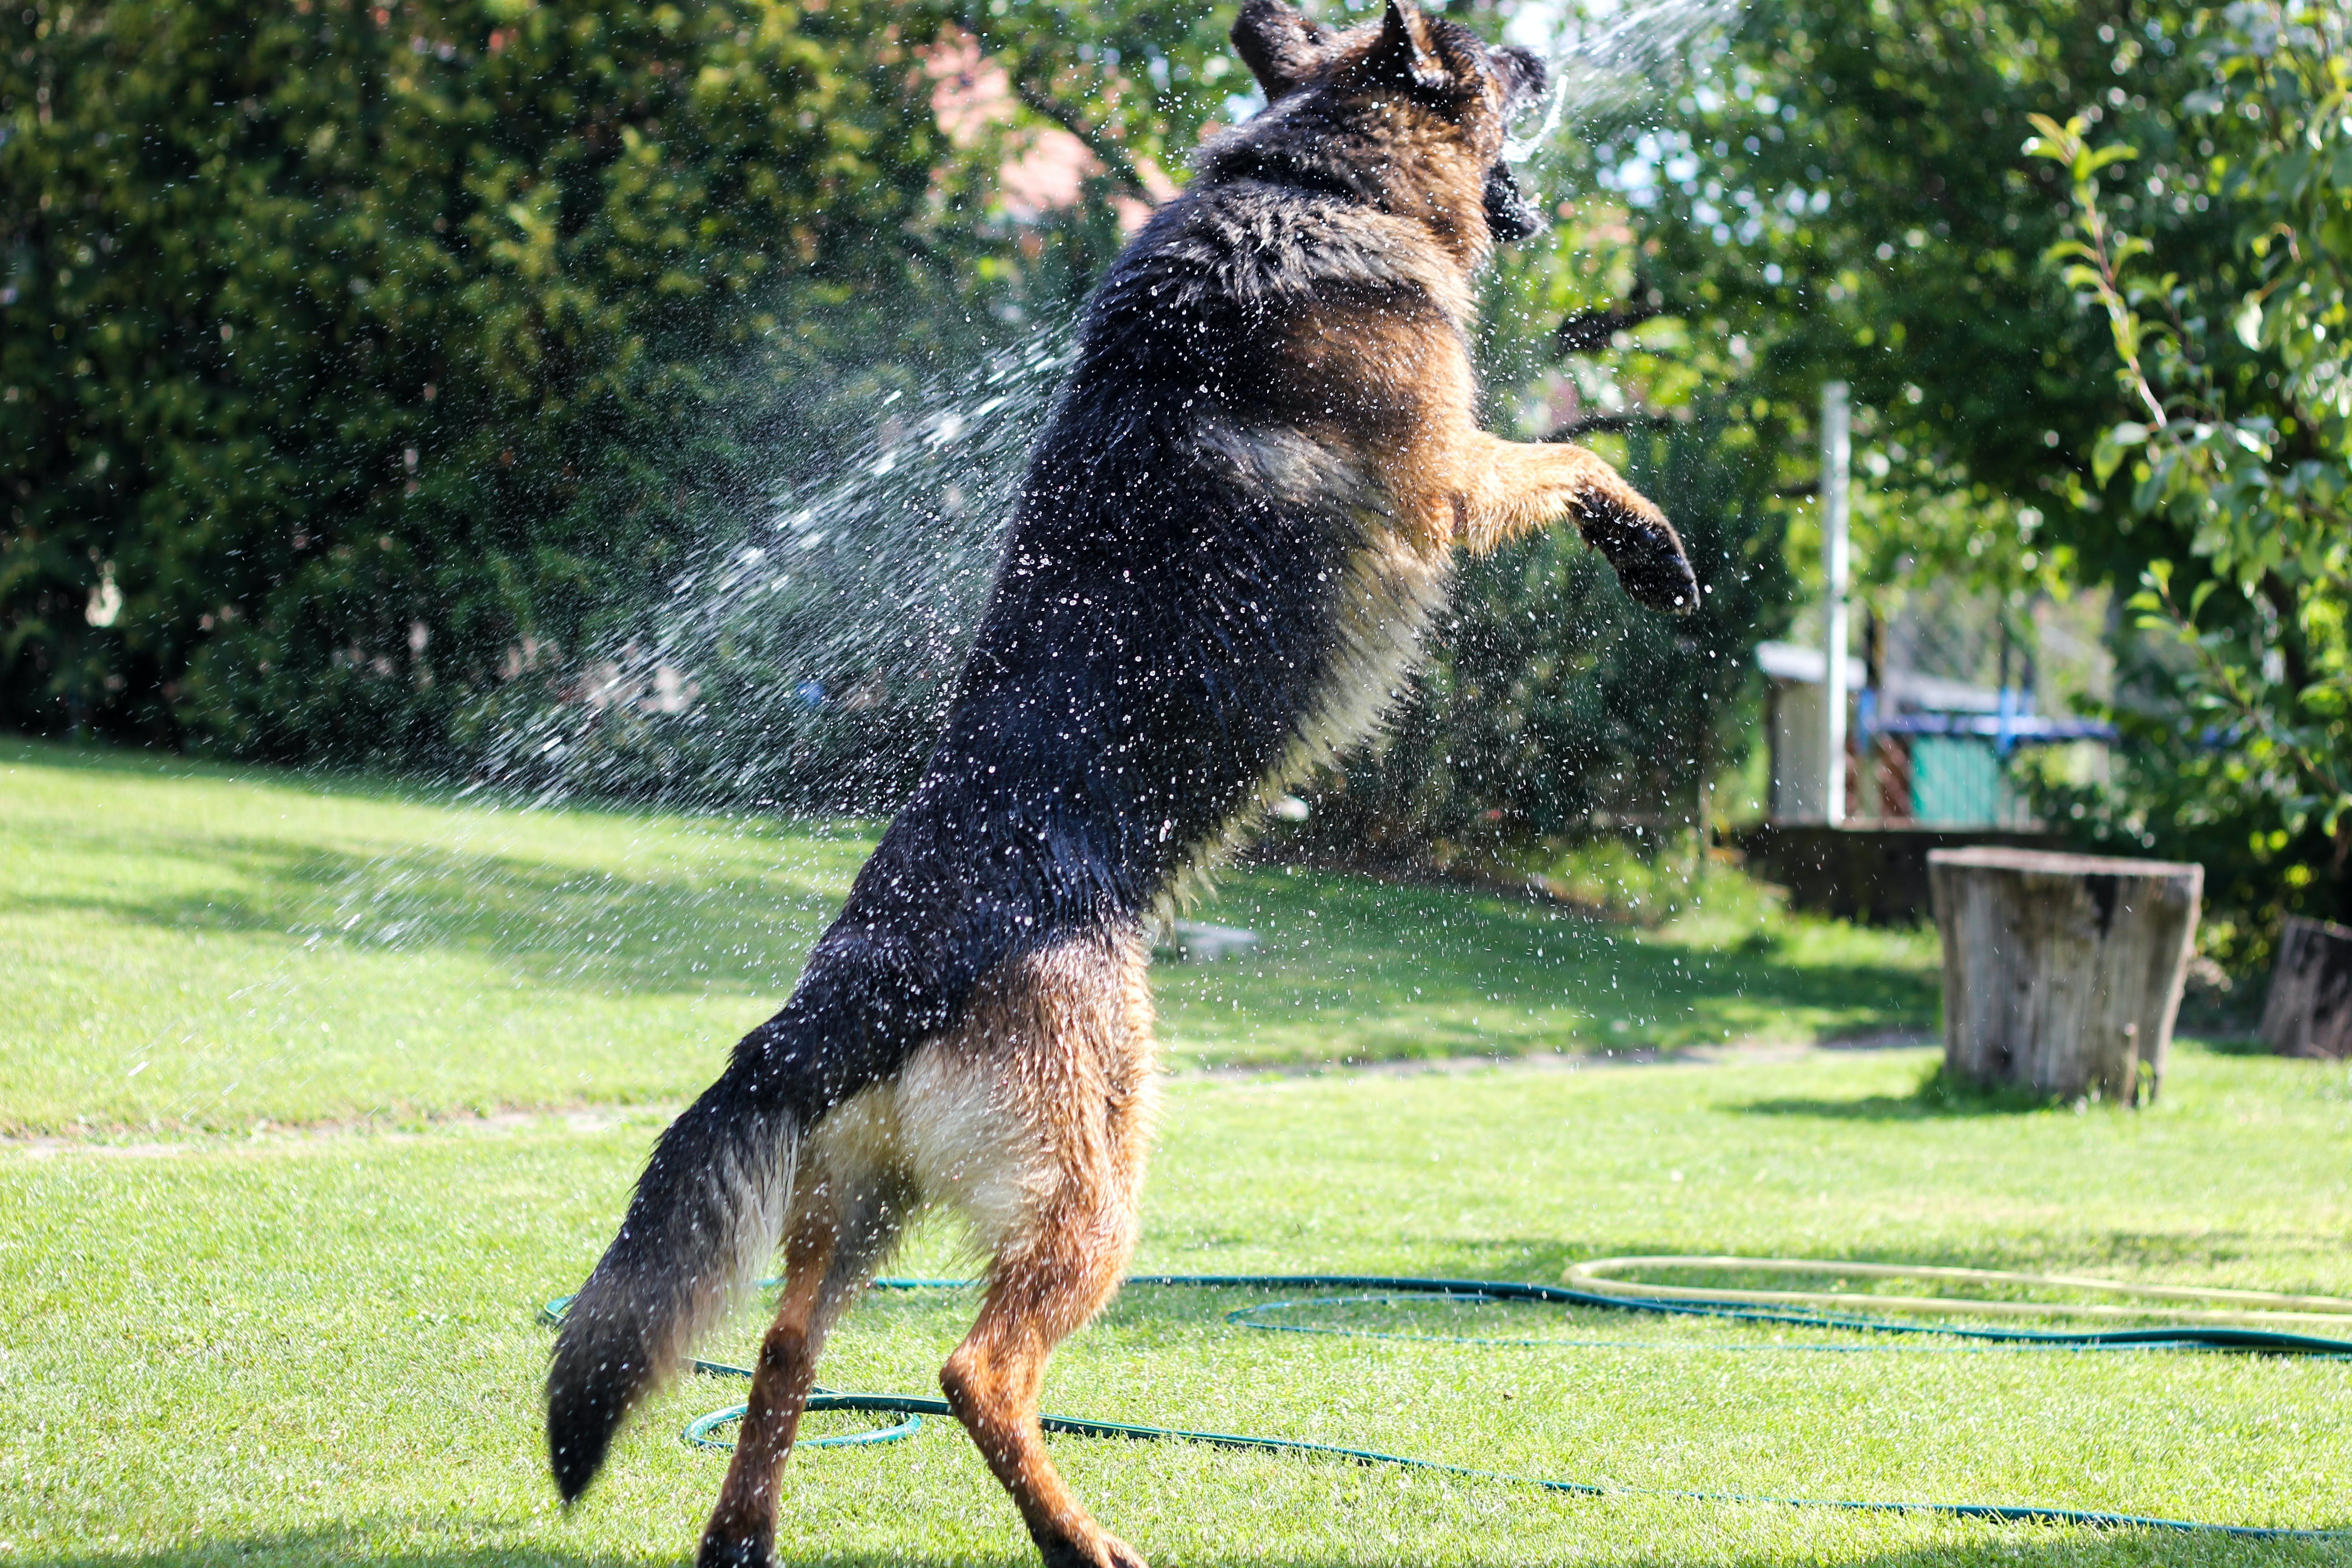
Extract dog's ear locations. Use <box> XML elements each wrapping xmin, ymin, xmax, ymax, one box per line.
<box><xmin>1231</xmin><ymin>0</ymin><xmax>1334</xmax><ymax>102</ymax></box>
<box><xmin>1357</xmin><ymin>0</ymin><xmax>1454</xmax><ymax>97</ymax></box>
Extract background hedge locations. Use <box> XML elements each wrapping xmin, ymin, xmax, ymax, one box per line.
<box><xmin>5</xmin><ymin>0</ymin><xmax>1806</xmax><ymax>887</ymax></box>
<box><xmin>1</xmin><ymin>0</ymin><xmax>998</xmax><ymax>760</ymax></box>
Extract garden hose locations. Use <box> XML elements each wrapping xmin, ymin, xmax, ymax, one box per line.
<box><xmin>538</xmin><ymin>1263</ymin><xmax>2352</xmax><ymax>1542</ymax></box>
<box><xmin>1565</xmin><ymin>1254</ymin><xmax>2352</xmax><ymax>1330</ymax></box>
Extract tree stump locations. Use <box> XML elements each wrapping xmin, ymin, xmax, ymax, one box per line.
<box><xmin>2260</xmin><ymin>916</ymin><xmax>2352</xmax><ymax>1059</ymax></box>
<box><xmin>1927</xmin><ymin>847</ymin><xmax>2202</xmax><ymax>1104</ymax></box>
<box><xmin>1152</xmin><ymin>921</ymin><xmax>1259</xmax><ymax>963</ymax></box>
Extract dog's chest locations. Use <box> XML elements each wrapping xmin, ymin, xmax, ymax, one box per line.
<box><xmin>1295</xmin><ymin>529</ymin><xmax>1453</xmax><ymax>770</ymax></box>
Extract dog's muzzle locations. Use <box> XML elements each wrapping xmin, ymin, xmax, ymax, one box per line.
<box><xmin>1484</xmin><ymin>164</ymin><xmax>1545</xmax><ymax>245</ymax></box>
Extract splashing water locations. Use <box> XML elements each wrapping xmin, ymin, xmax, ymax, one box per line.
<box><xmin>1503</xmin><ymin>0</ymin><xmax>1746</xmax><ymax>163</ymax></box>
<box><xmin>96</xmin><ymin>329</ymin><xmax>1082</xmax><ymax>1130</ymax></box>
<box><xmin>470</xmin><ymin>323</ymin><xmax>1077</xmax><ymax>814</ymax></box>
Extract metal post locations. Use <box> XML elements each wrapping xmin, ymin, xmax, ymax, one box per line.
<box><xmin>1820</xmin><ymin>382</ymin><xmax>1851</xmax><ymax>827</ymax></box>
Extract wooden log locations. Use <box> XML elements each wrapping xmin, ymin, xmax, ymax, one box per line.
<box><xmin>1927</xmin><ymin>847</ymin><xmax>2202</xmax><ymax>1104</ymax></box>
<box><xmin>2260</xmin><ymin>916</ymin><xmax>2352</xmax><ymax>1059</ymax></box>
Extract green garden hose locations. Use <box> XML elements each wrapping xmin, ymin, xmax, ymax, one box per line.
<box><xmin>539</xmin><ymin>1264</ymin><xmax>2352</xmax><ymax>1542</ymax></box>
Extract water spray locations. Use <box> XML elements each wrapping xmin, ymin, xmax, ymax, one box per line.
<box><xmin>1503</xmin><ymin>0</ymin><xmax>1744</xmax><ymax>164</ymax></box>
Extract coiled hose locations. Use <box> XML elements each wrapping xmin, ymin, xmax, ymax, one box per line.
<box><xmin>539</xmin><ymin>1257</ymin><xmax>2352</xmax><ymax>1541</ymax></box>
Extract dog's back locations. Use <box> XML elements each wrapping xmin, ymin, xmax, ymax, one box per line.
<box><xmin>812</xmin><ymin>160</ymin><xmax>1475</xmax><ymax>1021</ymax></box>
<box><xmin>549</xmin><ymin>7</ymin><xmax>1693</xmax><ymax>1564</ymax></box>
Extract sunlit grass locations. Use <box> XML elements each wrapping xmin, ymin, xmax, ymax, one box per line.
<box><xmin>2</xmin><ymin>1049</ymin><xmax>2348</xmax><ymax>1567</ymax></box>
<box><xmin>0</xmin><ymin>740</ymin><xmax>873</xmax><ymax>1135</ymax></box>
<box><xmin>2</xmin><ymin>739</ymin><xmax>2347</xmax><ymax>1565</ymax></box>
<box><xmin>0</xmin><ymin>740</ymin><xmax>1937</xmax><ymax>1135</ymax></box>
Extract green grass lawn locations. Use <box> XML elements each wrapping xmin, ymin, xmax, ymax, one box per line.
<box><xmin>4</xmin><ymin>740</ymin><xmax>2348</xmax><ymax>1568</ymax></box>
<box><xmin>4</xmin><ymin>1051</ymin><xmax>2349</xmax><ymax>1567</ymax></box>
<box><xmin>0</xmin><ymin>739</ymin><xmax>1937</xmax><ymax>1137</ymax></box>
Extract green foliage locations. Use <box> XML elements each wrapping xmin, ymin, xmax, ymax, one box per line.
<box><xmin>1613</xmin><ymin>0</ymin><xmax>2230</xmax><ymax>591</ymax></box>
<box><xmin>3</xmin><ymin>0</ymin><xmax>1785</xmax><ymax>860</ymax></box>
<box><xmin>1</xmin><ymin>0</ymin><xmax>993</xmax><ymax>761</ymax></box>
<box><xmin>2020</xmin><ymin>5</ymin><xmax>2351</xmax><ymax>961</ymax></box>
<box><xmin>1615</xmin><ymin>0</ymin><xmax>2349</xmax><ymax>967</ymax></box>
<box><xmin>954</xmin><ymin>0</ymin><xmax>1252</xmax><ymax>198</ymax></box>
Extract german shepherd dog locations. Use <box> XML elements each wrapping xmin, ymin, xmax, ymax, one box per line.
<box><xmin>547</xmin><ymin>4</ymin><xmax>1693</xmax><ymax>1563</ymax></box>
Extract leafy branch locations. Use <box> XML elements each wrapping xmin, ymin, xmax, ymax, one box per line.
<box><xmin>2134</xmin><ymin>561</ymin><xmax>2352</xmax><ymax>857</ymax></box>
<box><xmin>2033</xmin><ymin>3</ymin><xmax>2352</xmax><ymax>868</ymax></box>
<box><xmin>2025</xmin><ymin>113</ymin><xmax>2175</xmax><ymax>434</ymax></box>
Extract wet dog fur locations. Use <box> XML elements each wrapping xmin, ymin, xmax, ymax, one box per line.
<box><xmin>545</xmin><ymin>5</ymin><xmax>1694</xmax><ymax>1564</ymax></box>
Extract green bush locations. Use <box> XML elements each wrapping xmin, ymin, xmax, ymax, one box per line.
<box><xmin>2</xmin><ymin>0</ymin><xmax>984</xmax><ymax>761</ymax></box>
<box><xmin>2015</xmin><ymin>8</ymin><xmax>2352</xmax><ymax>969</ymax></box>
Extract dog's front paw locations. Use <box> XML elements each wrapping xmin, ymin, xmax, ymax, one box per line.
<box><xmin>1575</xmin><ymin>493</ymin><xmax>1698</xmax><ymax>615</ymax></box>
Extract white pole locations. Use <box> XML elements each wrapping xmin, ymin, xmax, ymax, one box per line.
<box><xmin>1820</xmin><ymin>382</ymin><xmax>1851</xmax><ymax>828</ymax></box>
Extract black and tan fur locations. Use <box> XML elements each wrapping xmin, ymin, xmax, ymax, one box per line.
<box><xmin>546</xmin><ymin>5</ymin><xmax>1694</xmax><ymax>1564</ymax></box>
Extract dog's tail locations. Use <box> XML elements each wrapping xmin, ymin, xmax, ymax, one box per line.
<box><xmin>546</xmin><ymin>1070</ymin><xmax>796</xmax><ymax>1501</ymax></box>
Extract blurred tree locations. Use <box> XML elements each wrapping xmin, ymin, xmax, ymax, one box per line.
<box><xmin>1597</xmin><ymin>0</ymin><xmax>2351</xmax><ymax>962</ymax></box>
<box><xmin>3</xmin><ymin>0</ymin><xmax>1792</xmax><ymax>859</ymax></box>
<box><xmin>1604</xmin><ymin>0</ymin><xmax>2225</xmax><ymax>580</ymax></box>
<box><xmin>954</xmin><ymin>0</ymin><xmax>1246</xmax><ymax>200</ymax></box>
<box><xmin>1</xmin><ymin>0</ymin><xmax>984</xmax><ymax>759</ymax></box>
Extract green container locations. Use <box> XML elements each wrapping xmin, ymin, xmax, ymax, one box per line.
<box><xmin>1911</xmin><ymin>735</ymin><xmax>2006</xmax><ymax>825</ymax></box>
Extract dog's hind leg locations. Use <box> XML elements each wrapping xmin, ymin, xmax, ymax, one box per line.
<box><xmin>698</xmin><ymin>1169</ymin><xmax>908</xmax><ymax>1568</ymax></box>
<box><xmin>925</xmin><ymin>936</ymin><xmax>1157</xmax><ymax>1568</ymax></box>
<box><xmin>945</xmin><ymin>1245</ymin><xmax>1143</xmax><ymax>1568</ymax></box>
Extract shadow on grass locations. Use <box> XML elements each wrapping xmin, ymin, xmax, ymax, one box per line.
<box><xmin>1735</xmin><ymin>1063</ymin><xmax>2084</xmax><ymax>1121</ymax></box>
<box><xmin>1172</xmin><ymin>868</ymin><xmax>1942</xmax><ymax>1060</ymax></box>
<box><xmin>13</xmin><ymin>738</ymin><xmax>1945</xmax><ymax>1063</ymax></box>
<box><xmin>979</xmin><ymin>1230</ymin><xmax>2315</xmax><ymax>1337</ymax></box>
<box><xmin>2182</xmin><ymin>1033</ymin><xmax>2276</xmax><ymax>1058</ymax></box>
<box><xmin>9</xmin><ymin>822</ymin><xmax>858</xmax><ymax>998</ymax></box>
<box><xmin>2</xmin><ymin>735</ymin><xmax>420</xmax><ymax>795</ymax></box>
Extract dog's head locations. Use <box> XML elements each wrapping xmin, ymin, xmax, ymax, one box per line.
<box><xmin>1230</xmin><ymin>0</ymin><xmax>1549</xmax><ymax>247</ymax></box>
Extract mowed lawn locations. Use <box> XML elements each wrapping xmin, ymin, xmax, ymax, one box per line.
<box><xmin>5</xmin><ymin>1052</ymin><xmax>2350</xmax><ymax>1567</ymax></box>
<box><xmin>0</xmin><ymin>740</ymin><xmax>1936</xmax><ymax>1137</ymax></box>
<box><xmin>3</xmin><ymin>739</ymin><xmax>2349</xmax><ymax>1568</ymax></box>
